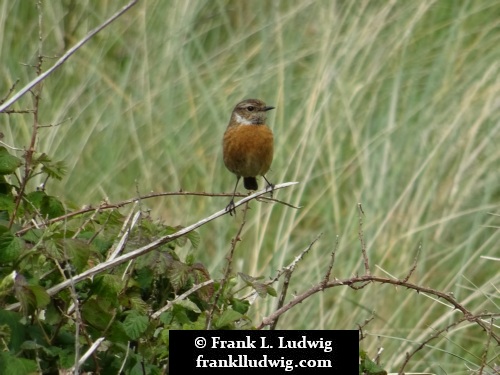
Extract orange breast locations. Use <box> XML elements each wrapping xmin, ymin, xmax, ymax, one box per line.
<box><xmin>223</xmin><ymin>124</ymin><xmax>274</xmax><ymax>177</ymax></box>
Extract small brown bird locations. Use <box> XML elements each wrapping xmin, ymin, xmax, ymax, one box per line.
<box><xmin>223</xmin><ymin>99</ymin><xmax>275</xmax><ymax>215</ymax></box>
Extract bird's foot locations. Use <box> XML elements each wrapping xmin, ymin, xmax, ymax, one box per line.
<box><xmin>265</xmin><ymin>182</ymin><xmax>275</xmax><ymax>199</ymax></box>
<box><xmin>225</xmin><ymin>199</ymin><xmax>236</xmax><ymax>216</ymax></box>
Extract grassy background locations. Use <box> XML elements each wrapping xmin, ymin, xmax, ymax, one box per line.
<box><xmin>2</xmin><ymin>0</ymin><xmax>499</xmax><ymax>372</ymax></box>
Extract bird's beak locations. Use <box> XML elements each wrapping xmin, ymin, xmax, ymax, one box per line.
<box><xmin>264</xmin><ymin>106</ymin><xmax>275</xmax><ymax>111</ymax></box>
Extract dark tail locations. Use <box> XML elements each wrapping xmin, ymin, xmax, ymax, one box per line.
<box><xmin>243</xmin><ymin>177</ymin><xmax>258</xmax><ymax>190</ymax></box>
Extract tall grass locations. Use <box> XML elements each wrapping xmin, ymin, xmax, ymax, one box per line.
<box><xmin>2</xmin><ymin>0</ymin><xmax>499</xmax><ymax>371</ymax></box>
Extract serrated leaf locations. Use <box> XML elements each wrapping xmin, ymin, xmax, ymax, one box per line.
<box><xmin>20</xmin><ymin>340</ymin><xmax>44</xmax><ymax>350</ymax></box>
<box><xmin>59</xmin><ymin>238</ymin><xmax>91</xmax><ymax>272</ymax></box>
<box><xmin>127</xmin><ymin>294</ymin><xmax>149</xmax><ymax>314</ymax></box>
<box><xmin>359</xmin><ymin>350</ymin><xmax>387</xmax><ymax>375</ymax></box>
<box><xmin>81</xmin><ymin>299</ymin><xmax>114</xmax><ymax>330</ymax></box>
<box><xmin>28</xmin><ymin>285</ymin><xmax>50</xmax><ymax>308</ymax></box>
<box><xmin>40</xmin><ymin>159</ymin><xmax>67</xmax><ymax>181</ymax></box>
<box><xmin>13</xmin><ymin>274</ymin><xmax>35</xmax><ymax>315</ymax></box>
<box><xmin>171</xmin><ymin>304</ymin><xmax>191</xmax><ymax>325</ymax></box>
<box><xmin>167</xmin><ymin>260</ymin><xmax>191</xmax><ymax>292</ymax></box>
<box><xmin>21</xmin><ymin>228</ymin><xmax>43</xmax><ymax>244</ymax></box>
<box><xmin>186</xmin><ymin>231</ymin><xmax>200</xmax><ymax>249</ymax></box>
<box><xmin>92</xmin><ymin>274</ymin><xmax>122</xmax><ymax>300</ymax></box>
<box><xmin>175</xmin><ymin>299</ymin><xmax>201</xmax><ymax>313</ymax></box>
<box><xmin>0</xmin><ymin>147</ymin><xmax>22</xmax><ymax>175</ymax></box>
<box><xmin>0</xmin><ymin>225</ymin><xmax>23</xmax><ymax>262</ymax></box>
<box><xmin>0</xmin><ymin>310</ymin><xmax>27</xmax><ymax>351</ymax></box>
<box><xmin>0</xmin><ymin>324</ymin><xmax>11</xmax><ymax>345</ymax></box>
<box><xmin>253</xmin><ymin>282</ymin><xmax>268</xmax><ymax>298</ymax></box>
<box><xmin>41</xmin><ymin>195</ymin><xmax>65</xmax><ymax>218</ymax></box>
<box><xmin>25</xmin><ymin>190</ymin><xmax>46</xmax><ymax>211</ymax></box>
<box><xmin>0</xmin><ymin>271</ymin><xmax>16</xmax><ymax>296</ymax></box>
<box><xmin>123</xmin><ymin>311</ymin><xmax>149</xmax><ymax>340</ymax></box>
<box><xmin>51</xmin><ymin>346</ymin><xmax>75</xmax><ymax>369</ymax></box>
<box><xmin>214</xmin><ymin>309</ymin><xmax>243</xmax><ymax>329</ymax></box>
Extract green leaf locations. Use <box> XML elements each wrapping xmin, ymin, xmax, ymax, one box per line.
<box><xmin>25</xmin><ymin>191</ymin><xmax>45</xmax><ymax>210</ymax></box>
<box><xmin>51</xmin><ymin>346</ymin><xmax>75</xmax><ymax>369</ymax></box>
<box><xmin>0</xmin><ymin>310</ymin><xmax>27</xmax><ymax>351</ymax></box>
<box><xmin>13</xmin><ymin>275</ymin><xmax>49</xmax><ymax>312</ymax></box>
<box><xmin>175</xmin><ymin>299</ymin><xmax>201</xmax><ymax>313</ymax></box>
<box><xmin>25</xmin><ymin>191</ymin><xmax>65</xmax><ymax>218</ymax></box>
<box><xmin>20</xmin><ymin>340</ymin><xmax>44</xmax><ymax>350</ymax></box>
<box><xmin>0</xmin><ymin>176</ymin><xmax>13</xmax><ymax>194</ymax></box>
<box><xmin>40</xmin><ymin>158</ymin><xmax>67</xmax><ymax>181</ymax></box>
<box><xmin>167</xmin><ymin>260</ymin><xmax>191</xmax><ymax>292</ymax></box>
<box><xmin>187</xmin><ymin>231</ymin><xmax>200</xmax><ymax>249</ymax></box>
<box><xmin>21</xmin><ymin>228</ymin><xmax>43</xmax><ymax>244</ymax></box>
<box><xmin>266</xmin><ymin>285</ymin><xmax>277</xmax><ymax>297</ymax></box>
<box><xmin>214</xmin><ymin>309</ymin><xmax>243</xmax><ymax>329</ymax></box>
<box><xmin>82</xmin><ymin>298</ymin><xmax>115</xmax><ymax>330</ymax></box>
<box><xmin>0</xmin><ymin>351</ymin><xmax>37</xmax><ymax>375</ymax></box>
<box><xmin>58</xmin><ymin>238</ymin><xmax>91</xmax><ymax>272</ymax></box>
<box><xmin>230</xmin><ymin>298</ymin><xmax>250</xmax><ymax>314</ymax></box>
<box><xmin>0</xmin><ymin>147</ymin><xmax>22</xmax><ymax>175</ymax></box>
<box><xmin>41</xmin><ymin>195</ymin><xmax>65</xmax><ymax>218</ymax></box>
<box><xmin>92</xmin><ymin>274</ymin><xmax>122</xmax><ymax>300</ymax></box>
<box><xmin>0</xmin><ymin>225</ymin><xmax>23</xmax><ymax>262</ymax></box>
<box><xmin>28</xmin><ymin>285</ymin><xmax>50</xmax><ymax>308</ymax></box>
<box><xmin>359</xmin><ymin>350</ymin><xmax>387</xmax><ymax>375</ymax></box>
<box><xmin>123</xmin><ymin>311</ymin><xmax>149</xmax><ymax>340</ymax></box>
<box><xmin>0</xmin><ymin>193</ymin><xmax>14</xmax><ymax>213</ymax></box>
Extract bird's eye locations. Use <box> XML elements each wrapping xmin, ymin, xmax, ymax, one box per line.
<box><xmin>247</xmin><ymin>106</ymin><xmax>255</xmax><ymax>111</ymax></box>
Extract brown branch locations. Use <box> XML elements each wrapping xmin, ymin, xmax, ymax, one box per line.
<box><xmin>397</xmin><ymin>316</ymin><xmax>469</xmax><ymax>373</ymax></box>
<box><xmin>322</xmin><ymin>234</ymin><xmax>340</xmax><ymax>285</ymax></box>
<box><xmin>0</xmin><ymin>79</ymin><xmax>20</xmax><ymax>105</ymax></box>
<box><xmin>357</xmin><ymin>315</ymin><xmax>374</xmax><ymax>341</ymax></box>
<box><xmin>16</xmin><ymin>185</ymin><xmax>299</xmax><ymax>236</ymax></box>
<box><xmin>270</xmin><ymin>234</ymin><xmax>322</xmax><ymax>330</ymax></box>
<box><xmin>8</xmin><ymin>0</ymin><xmax>46</xmax><ymax>229</ymax></box>
<box><xmin>257</xmin><ymin>274</ymin><xmax>500</xmax><ymax>342</ymax></box>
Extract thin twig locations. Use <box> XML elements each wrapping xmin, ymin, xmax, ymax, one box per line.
<box><xmin>477</xmin><ymin>317</ymin><xmax>495</xmax><ymax>375</ymax></box>
<box><xmin>15</xmin><ymin>183</ymin><xmax>300</xmax><ymax>236</ymax></box>
<box><xmin>358</xmin><ymin>203</ymin><xmax>370</xmax><ymax>275</ymax></box>
<box><xmin>269</xmin><ymin>234</ymin><xmax>322</xmax><ymax>330</ymax></box>
<box><xmin>402</xmin><ymin>242</ymin><xmax>421</xmax><ymax>283</ymax></box>
<box><xmin>151</xmin><ymin>280</ymin><xmax>214</xmax><ymax>319</ymax></box>
<box><xmin>0</xmin><ymin>79</ymin><xmax>20</xmax><ymax>105</ymax></box>
<box><xmin>0</xmin><ymin>0</ymin><xmax>139</xmax><ymax>113</ymax></box>
<box><xmin>358</xmin><ymin>315</ymin><xmax>374</xmax><ymax>341</ymax></box>
<box><xmin>107</xmin><ymin>202</ymin><xmax>140</xmax><ymax>261</ymax></box>
<box><xmin>206</xmin><ymin>202</ymin><xmax>250</xmax><ymax>330</ymax></box>
<box><xmin>322</xmin><ymin>234</ymin><xmax>340</xmax><ymax>285</ymax></box>
<box><xmin>70</xmin><ymin>337</ymin><xmax>104</xmax><ymax>373</ymax></box>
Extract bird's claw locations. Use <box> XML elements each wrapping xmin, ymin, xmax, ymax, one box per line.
<box><xmin>225</xmin><ymin>200</ymin><xmax>236</xmax><ymax>216</ymax></box>
<box><xmin>265</xmin><ymin>183</ymin><xmax>275</xmax><ymax>199</ymax></box>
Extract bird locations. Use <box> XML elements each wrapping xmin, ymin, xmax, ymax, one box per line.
<box><xmin>223</xmin><ymin>98</ymin><xmax>275</xmax><ymax>215</ymax></box>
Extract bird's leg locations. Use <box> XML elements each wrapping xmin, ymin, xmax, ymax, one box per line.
<box><xmin>263</xmin><ymin>175</ymin><xmax>275</xmax><ymax>199</ymax></box>
<box><xmin>226</xmin><ymin>176</ymin><xmax>241</xmax><ymax>216</ymax></box>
